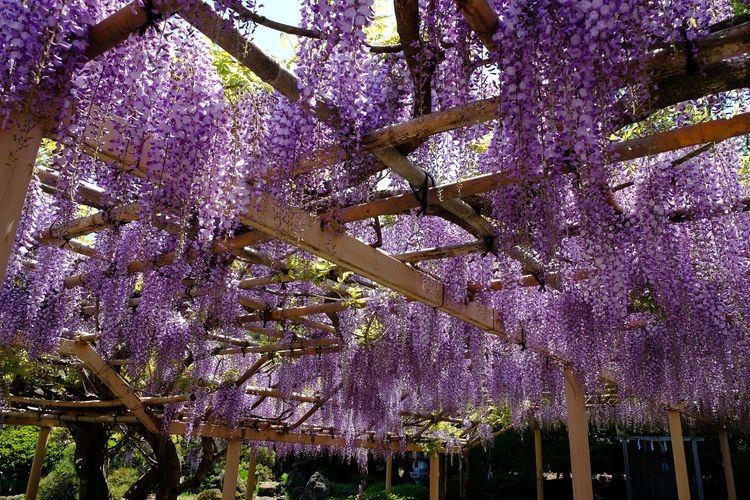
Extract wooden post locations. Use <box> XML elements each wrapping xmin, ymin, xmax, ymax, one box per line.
<box><xmin>620</xmin><ymin>438</ymin><xmax>633</xmax><ymax>500</ymax></box>
<box><xmin>667</xmin><ymin>409</ymin><xmax>691</xmax><ymax>500</ymax></box>
<box><xmin>534</xmin><ymin>425</ymin><xmax>544</xmax><ymax>500</ymax></box>
<box><xmin>719</xmin><ymin>430</ymin><xmax>737</xmax><ymax>500</ymax></box>
<box><xmin>385</xmin><ymin>456</ymin><xmax>392</xmax><ymax>494</ymax></box>
<box><xmin>223</xmin><ymin>439</ymin><xmax>242</xmax><ymax>500</ymax></box>
<box><xmin>690</xmin><ymin>439</ymin><xmax>704</xmax><ymax>500</ymax></box>
<box><xmin>25</xmin><ymin>426</ymin><xmax>51</xmax><ymax>500</ymax></box>
<box><xmin>563</xmin><ymin>366</ymin><xmax>593</xmax><ymax>500</ymax></box>
<box><xmin>429</xmin><ymin>453</ymin><xmax>440</xmax><ymax>500</ymax></box>
<box><xmin>0</xmin><ymin>112</ymin><xmax>43</xmax><ymax>283</ymax></box>
<box><xmin>245</xmin><ymin>452</ymin><xmax>257</xmax><ymax>500</ymax></box>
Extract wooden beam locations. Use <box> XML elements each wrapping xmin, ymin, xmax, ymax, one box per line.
<box><xmin>246</xmin><ymin>386</ymin><xmax>320</xmax><ymax>404</ymax></box>
<box><xmin>430</xmin><ymin>453</ymin><xmax>440</xmax><ymax>500</ymax></box>
<box><xmin>86</xmin><ymin>0</ymin><xmax>184</xmax><ymax>59</ymax></box>
<box><xmin>719</xmin><ymin>430</ymin><xmax>738</xmax><ymax>500</ymax></box>
<box><xmin>1</xmin><ymin>112</ymin><xmax>44</xmax><ymax>282</ymax></box>
<box><xmin>237</xmin><ymin>301</ymin><xmax>351</xmax><ymax>323</ymax></box>
<box><xmin>8</xmin><ymin>394</ymin><xmax>191</xmax><ymax>408</ymax></box>
<box><xmin>455</xmin><ymin>0</ymin><xmax>499</xmax><ymax>50</ymax></box>
<box><xmin>240</xmin><ymin>193</ymin><xmax>511</xmax><ymax>342</ymax></box>
<box><xmin>535</xmin><ymin>425</ymin><xmax>544</xmax><ymax>500</ymax></box>
<box><xmin>168</xmin><ymin>421</ymin><xmax>428</xmax><ymax>451</ymax></box>
<box><xmin>385</xmin><ymin>456</ymin><xmax>393</xmax><ymax>495</ymax></box>
<box><xmin>2</xmin><ymin>411</ymin><xmax>433</xmax><ymax>452</ymax></box>
<box><xmin>58</xmin><ymin>339</ymin><xmax>161</xmax><ymax>433</ymax></box>
<box><xmin>215</xmin><ymin>338</ymin><xmax>338</xmax><ymax>356</ymax></box>
<box><xmin>24</xmin><ymin>426</ymin><xmax>51</xmax><ymax>500</ymax></box>
<box><xmin>287</xmin><ymin>385</ymin><xmax>341</xmax><ymax>431</ymax></box>
<box><xmin>667</xmin><ymin>409</ymin><xmax>691</xmax><ymax>500</ymax></box>
<box><xmin>564</xmin><ymin>367</ymin><xmax>593</xmax><ymax>500</ymax></box>
<box><xmin>36</xmin><ymin>203</ymin><xmax>141</xmax><ymax>245</ymax></box>
<box><xmin>613</xmin><ymin>111</ymin><xmax>750</xmax><ymax>162</ymax></box>
<box><xmin>223</xmin><ymin>439</ymin><xmax>242</xmax><ymax>500</ymax></box>
<box><xmin>246</xmin><ymin>452</ymin><xmax>257</xmax><ymax>500</ymax></box>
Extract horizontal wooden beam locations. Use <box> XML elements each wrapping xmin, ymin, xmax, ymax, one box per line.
<box><xmin>8</xmin><ymin>394</ymin><xmax>191</xmax><ymax>409</ymax></box>
<box><xmin>169</xmin><ymin>421</ymin><xmax>429</xmax><ymax>451</ymax></box>
<box><xmin>2</xmin><ymin>411</ymin><xmax>431</xmax><ymax>451</ymax></box>
<box><xmin>214</xmin><ymin>337</ymin><xmax>338</xmax><ymax>356</ymax></box>
<box><xmin>245</xmin><ymin>386</ymin><xmax>321</xmax><ymax>404</ymax></box>
<box><xmin>237</xmin><ymin>300</ymin><xmax>352</xmax><ymax>323</ymax></box>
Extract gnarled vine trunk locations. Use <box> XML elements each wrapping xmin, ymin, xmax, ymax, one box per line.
<box><xmin>124</xmin><ymin>427</ymin><xmax>181</xmax><ymax>500</ymax></box>
<box><xmin>68</xmin><ymin>423</ymin><xmax>112</xmax><ymax>500</ymax></box>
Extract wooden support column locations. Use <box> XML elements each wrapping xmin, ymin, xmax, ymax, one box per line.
<box><xmin>25</xmin><ymin>426</ymin><xmax>51</xmax><ymax>500</ymax></box>
<box><xmin>667</xmin><ymin>409</ymin><xmax>691</xmax><ymax>500</ymax></box>
<box><xmin>429</xmin><ymin>453</ymin><xmax>440</xmax><ymax>500</ymax></box>
<box><xmin>246</xmin><ymin>452</ymin><xmax>257</xmax><ymax>500</ymax></box>
<box><xmin>223</xmin><ymin>439</ymin><xmax>242</xmax><ymax>500</ymax></box>
<box><xmin>563</xmin><ymin>367</ymin><xmax>593</xmax><ymax>500</ymax></box>
<box><xmin>0</xmin><ymin>113</ymin><xmax>43</xmax><ymax>283</ymax></box>
<box><xmin>385</xmin><ymin>456</ymin><xmax>392</xmax><ymax>494</ymax></box>
<box><xmin>534</xmin><ymin>425</ymin><xmax>544</xmax><ymax>500</ymax></box>
<box><xmin>719</xmin><ymin>430</ymin><xmax>737</xmax><ymax>500</ymax></box>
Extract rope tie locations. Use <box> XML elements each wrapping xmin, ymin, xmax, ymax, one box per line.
<box><xmin>138</xmin><ymin>0</ymin><xmax>163</xmax><ymax>36</ymax></box>
<box><xmin>530</xmin><ymin>270</ymin><xmax>546</xmax><ymax>292</ymax></box>
<box><xmin>411</xmin><ymin>172</ymin><xmax>435</xmax><ymax>216</ymax></box>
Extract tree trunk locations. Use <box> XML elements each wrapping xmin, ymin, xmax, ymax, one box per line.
<box><xmin>179</xmin><ymin>437</ymin><xmax>218</xmax><ymax>492</ymax></box>
<box><xmin>68</xmin><ymin>423</ymin><xmax>112</xmax><ymax>500</ymax></box>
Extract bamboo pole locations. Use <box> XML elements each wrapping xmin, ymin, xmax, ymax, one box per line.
<box><xmin>246</xmin><ymin>386</ymin><xmax>320</xmax><ymax>404</ymax></box>
<box><xmin>36</xmin><ymin>202</ymin><xmax>142</xmax><ymax>245</ymax></box>
<box><xmin>430</xmin><ymin>453</ymin><xmax>440</xmax><ymax>500</ymax></box>
<box><xmin>667</xmin><ymin>409</ymin><xmax>691</xmax><ymax>500</ymax></box>
<box><xmin>719</xmin><ymin>430</ymin><xmax>737</xmax><ymax>500</ymax></box>
<box><xmin>9</xmin><ymin>394</ymin><xmax>191</xmax><ymax>408</ymax></box>
<box><xmin>385</xmin><ymin>456</ymin><xmax>393</xmax><ymax>495</ymax></box>
<box><xmin>0</xmin><ymin>112</ymin><xmax>44</xmax><ymax>283</ymax></box>
<box><xmin>236</xmin><ymin>300</ymin><xmax>351</xmax><ymax>323</ymax></box>
<box><xmin>287</xmin><ymin>385</ymin><xmax>341</xmax><ymax>431</ymax></box>
<box><xmin>223</xmin><ymin>439</ymin><xmax>243</xmax><ymax>500</ymax></box>
<box><xmin>214</xmin><ymin>337</ymin><xmax>338</xmax><ymax>356</ymax></box>
<box><xmin>564</xmin><ymin>367</ymin><xmax>593</xmax><ymax>500</ymax></box>
<box><xmin>25</xmin><ymin>426</ymin><xmax>51</xmax><ymax>500</ymax></box>
<box><xmin>246</xmin><ymin>452</ymin><xmax>257</xmax><ymax>500</ymax></box>
<box><xmin>2</xmin><ymin>410</ymin><xmax>438</xmax><ymax>452</ymax></box>
<box><xmin>535</xmin><ymin>425</ymin><xmax>544</xmax><ymax>500</ymax></box>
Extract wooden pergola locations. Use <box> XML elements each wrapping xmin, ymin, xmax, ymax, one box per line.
<box><xmin>2</xmin><ymin>1</ymin><xmax>749</xmax><ymax>499</ymax></box>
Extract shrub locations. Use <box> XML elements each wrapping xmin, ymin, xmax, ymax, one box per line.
<box><xmin>196</xmin><ymin>489</ymin><xmax>222</xmax><ymax>500</ymax></box>
<box><xmin>37</xmin><ymin>445</ymin><xmax>78</xmax><ymax>500</ymax></box>
<box><xmin>108</xmin><ymin>467</ymin><xmax>140</xmax><ymax>499</ymax></box>
<box><xmin>0</xmin><ymin>427</ymin><xmax>69</xmax><ymax>495</ymax></box>
<box><xmin>353</xmin><ymin>483</ymin><xmax>430</xmax><ymax>500</ymax></box>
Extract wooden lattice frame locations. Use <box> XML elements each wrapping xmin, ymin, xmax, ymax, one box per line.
<box><xmin>2</xmin><ymin>1</ymin><xmax>749</xmax><ymax>498</ymax></box>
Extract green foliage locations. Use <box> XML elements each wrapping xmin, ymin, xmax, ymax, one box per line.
<box><xmin>211</xmin><ymin>47</ymin><xmax>270</xmax><ymax>102</ymax></box>
<box><xmin>37</xmin><ymin>445</ymin><xmax>78</xmax><ymax>500</ymax></box>
<box><xmin>346</xmin><ymin>483</ymin><xmax>429</xmax><ymax>500</ymax></box>
<box><xmin>0</xmin><ymin>426</ymin><xmax>69</xmax><ymax>494</ymax></box>
<box><xmin>732</xmin><ymin>0</ymin><xmax>749</xmax><ymax>15</ymax></box>
<box><xmin>196</xmin><ymin>489</ymin><xmax>222</xmax><ymax>500</ymax></box>
<box><xmin>107</xmin><ymin>467</ymin><xmax>140</xmax><ymax>499</ymax></box>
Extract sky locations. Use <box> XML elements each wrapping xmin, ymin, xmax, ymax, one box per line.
<box><xmin>251</xmin><ymin>1</ymin><xmax>303</xmax><ymax>61</ymax></box>
<box><xmin>248</xmin><ymin>0</ymin><xmax>396</xmax><ymax>62</ymax></box>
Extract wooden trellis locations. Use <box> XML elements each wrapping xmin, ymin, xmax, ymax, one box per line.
<box><xmin>2</xmin><ymin>1</ymin><xmax>749</xmax><ymax>499</ymax></box>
